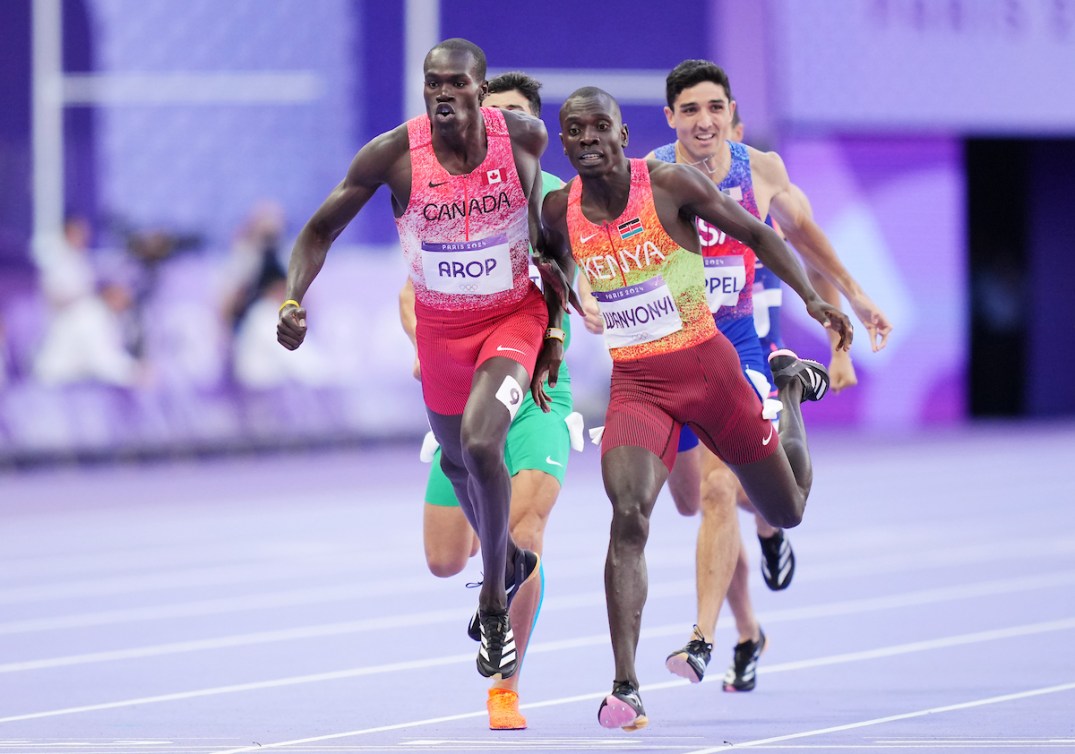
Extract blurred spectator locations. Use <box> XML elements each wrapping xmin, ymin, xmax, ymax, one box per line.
<box><xmin>224</xmin><ymin>201</ymin><xmax>332</xmax><ymax>388</ymax></box>
<box><xmin>108</xmin><ymin>215</ymin><xmax>205</xmax><ymax>361</ymax></box>
<box><xmin>32</xmin><ymin>215</ymin><xmax>142</xmax><ymax>387</ymax></box>
<box><xmin>232</xmin><ymin>262</ymin><xmax>332</xmax><ymax>388</ymax></box>
<box><xmin>221</xmin><ymin>200</ymin><xmax>289</xmax><ymax>333</ymax></box>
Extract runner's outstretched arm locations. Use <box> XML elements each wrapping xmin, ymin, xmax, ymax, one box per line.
<box><xmin>771</xmin><ymin>183</ymin><xmax>892</xmax><ymax>351</ymax></box>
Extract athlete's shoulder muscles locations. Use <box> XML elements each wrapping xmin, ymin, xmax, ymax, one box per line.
<box><xmin>502</xmin><ymin>108</ymin><xmax>548</xmax><ymax>157</ymax></box>
<box><xmin>541</xmin><ymin>183</ymin><xmax>570</xmax><ymax>228</ymax></box>
<box><xmin>647</xmin><ymin>160</ymin><xmax>714</xmax><ymax>252</ymax></box>
<box><xmin>348</xmin><ymin>124</ymin><xmax>410</xmax><ymax>190</ymax></box>
<box><xmin>748</xmin><ymin>148</ymin><xmax>792</xmax><ymax>194</ymax></box>
<box><xmin>787</xmin><ymin>183</ymin><xmax>815</xmax><ymax>217</ymax></box>
<box><xmin>542</xmin><ymin>184</ymin><xmax>571</xmax><ymax>240</ymax></box>
<box><xmin>337</xmin><ymin>124</ymin><xmax>414</xmax><ymax>217</ymax></box>
<box><xmin>538</xmin><ymin>185</ymin><xmax>573</xmax><ymax>267</ymax></box>
<box><xmin>645</xmin><ymin>156</ymin><xmax>679</xmax><ymax>181</ymax></box>
<box><xmin>648</xmin><ymin>158</ymin><xmax>713</xmax><ymax>210</ymax></box>
<box><xmin>769</xmin><ymin>181</ymin><xmax>812</xmax><ymax>232</ymax></box>
<box><xmin>306</xmin><ymin>129</ymin><xmax>402</xmax><ymax>234</ymax></box>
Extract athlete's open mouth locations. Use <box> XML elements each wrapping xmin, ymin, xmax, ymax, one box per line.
<box><xmin>435</xmin><ymin>104</ymin><xmax>454</xmax><ymax>117</ymax></box>
<box><xmin>577</xmin><ymin>151</ymin><xmax>602</xmax><ymax>165</ymax></box>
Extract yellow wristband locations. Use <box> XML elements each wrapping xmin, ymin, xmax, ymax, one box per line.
<box><xmin>279</xmin><ymin>299</ymin><xmax>301</xmax><ymax>314</ymax></box>
<box><xmin>544</xmin><ymin>327</ymin><xmax>566</xmax><ymax>343</ymax></box>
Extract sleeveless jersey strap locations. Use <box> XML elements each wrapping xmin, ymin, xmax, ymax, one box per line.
<box><xmin>481</xmin><ymin>107</ymin><xmax>508</xmax><ymax>137</ymax></box>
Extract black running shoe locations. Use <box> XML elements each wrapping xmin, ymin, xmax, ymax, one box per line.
<box><xmin>768</xmin><ymin>349</ymin><xmax>829</xmax><ymax>403</ymax></box>
<box><xmin>665</xmin><ymin>625</ymin><xmax>712</xmax><ymax>683</ymax></box>
<box><xmin>597</xmin><ymin>680</ymin><xmax>648</xmax><ymax>731</ymax></box>
<box><xmin>722</xmin><ymin>628</ymin><xmax>767</xmax><ymax>692</ymax></box>
<box><xmin>476</xmin><ymin>610</ymin><xmax>517</xmax><ymax>679</ymax></box>
<box><xmin>467</xmin><ymin>547</ymin><xmax>540</xmax><ymax>642</ymax></box>
<box><xmin>506</xmin><ymin>548</ymin><xmax>540</xmax><ymax>607</ymax></box>
<box><xmin>759</xmin><ymin>530</ymin><xmax>796</xmax><ymax>591</ymax></box>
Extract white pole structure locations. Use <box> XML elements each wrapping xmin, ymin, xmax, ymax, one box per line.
<box><xmin>31</xmin><ymin>0</ymin><xmax>64</xmax><ymax>261</ymax></box>
<box><xmin>404</xmin><ymin>0</ymin><xmax>439</xmax><ymax>120</ymax></box>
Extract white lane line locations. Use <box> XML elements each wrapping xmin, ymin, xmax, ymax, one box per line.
<box><xmin>0</xmin><ymin>563</ymin><xmax>355</xmax><ymax>605</ymax></box>
<box><xmin>1</xmin><ymin>558</ymin><xmax>1063</xmax><ymax>638</ymax></box>
<box><xmin>6</xmin><ymin>531</ymin><xmax>1073</xmax><ymax>632</ymax></box>
<box><xmin>0</xmin><ymin>607</ymin><xmax>468</xmax><ymax>673</ymax></box>
<box><xmin>0</xmin><ymin>653</ymin><xmax>475</xmax><ymax>724</ymax></box>
<box><xmin>861</xmin><ymin>739</ymin><xmax>1075</xmax><ymax>750</ymax></box>
<box><xmin>0</xmin><ymin>539</ymin><xmax>332</xmax><ymax>578</ymax></box>
<box><xmin>876</xmin><ymin>737</ymin><xmax>1075</xmax><ymax>743</ymax></box>
<box><xmin>3</xmin><ymin>616</ymin><xmax>1073</xmax><ymax>730</ymax></box>
<box><xmin>0</xmin><ymin>589</ymin><xmax>358</xmax><ymax>636</ymax></box>
<box><xmin>696</xmin><ymin>616</ymin><xmax>1075</xmax><ymax>680</ymax></box>
<box><xmin>0</xmin><ymin>575</ymin><xmax>441</xmax><ymax>636</ymax></box>
<box><xmin>682</xmin><ymin>682</ymin><xmax>1075</xmax><ymax>753</ymax></box>
<box><xmin>512</xmin><ymin>618</ymin><xmax>1075</xmax><ymax>709</ymax></box>
<box><xmin>204</xmin><ymin>674</ymin><xmax>1075</xmax><ymax>754</ymax></box>
<box><xmin>0</xmin><ymin>742</ymin><xmax>182</xmax><ymax>750</ymax></box>
<box><xmin>5</xmin><ymin>570</ymin><xmax>1073</xmax><ymax>674</ymax></box>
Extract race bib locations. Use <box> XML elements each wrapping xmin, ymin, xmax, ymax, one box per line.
<box><xmin>704</xmin><ymin>255</ymin><xmax>745</xmax><ymax>311</ymax></box>
<box><xmin>528</xmin><ymin>261</ymin><xmax>542</xmax><ymax>291</ymax></box>
<box><xmin>421</xmin><ymin>234</ymin><xmax>512</xmax><ymax>295</ymax></box>
<box><xmin>592</xmin><ymin>275</ymin><xmax>683</xmax><ymax>349</ymax></box>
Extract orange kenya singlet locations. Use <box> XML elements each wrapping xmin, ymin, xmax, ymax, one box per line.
<box><xmin>566</xmin><ymin>159</ymin><xmax>716</xmax><ymax>361</ymax></box>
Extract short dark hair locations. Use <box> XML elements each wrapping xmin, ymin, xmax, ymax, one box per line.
<box><xmin>559</xmin><ymin>86</ymin><xmax>619</xmax><ymax>122</ymax></box>
<box><xmin>427</xmin><ymin>38</ymin><xmax>487</xmax><ymax>80</ymax></box>
<box><xmin>665</xmin><ymin>59</ymin><xmax>733</xmax><ymax>108</ymax></box>
<box><xmin>487</xmin><ymin>71</ymin><xmax>543</xmax><ymax>116</ymax></box>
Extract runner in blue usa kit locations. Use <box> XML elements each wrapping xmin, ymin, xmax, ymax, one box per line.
<box><xmin>652</xmin><ymin>60</ymin><xmax>892</xmax><ymax>695</ymax></box>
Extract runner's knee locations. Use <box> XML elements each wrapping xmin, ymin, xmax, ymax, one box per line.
<box><xmin>426</xmin><ymin>552</ymin><xmax>468</xmax><ymax>578</ymax></box>
<box><xmin>609</xmin><ymin>501</ymin><xmax>650</xmax><ymax>550</ymax></box>
<box><xmin>508</xmin><ymin>471</ymin><xmax>559</xmax><ymax>552</ymax></box>
<box><xmin>699</xmin><ymin>465</ymin><xmax>738</xmax><ymax>515</ymax></box>
<box><xmin>460</xmin><ymin>432</ymin><xmax>505</xmax><ymax>477</ymax></box>
<box><xmin>510</xmin><ymin>510</ymin><xmax>549</xmax><ymax>553</ymax></box>
<box><xmin>438</xmin><ymin>453</ymin><xmax>467</xmax><ymax>488</ymax></box>
<box><xmin>670</xmin><ymin>486</ymin><xmax>700</xmax><ymax>516</ymax></box>
<box><xmin>424</xmin><ymin>537</ymin><xmax>471</xmax><ymax>577</ymax></box>
<box><xmin>765</xmin><ymin>501</ymin><xmax>804</xmax><ymax>529</ymax></box>
<box><xmin>510</xmin><ymin>521</ymin><xmax>541</xmax><ymax>553</ymax></box>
